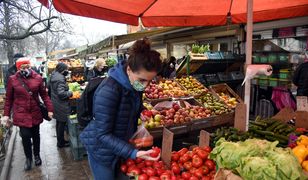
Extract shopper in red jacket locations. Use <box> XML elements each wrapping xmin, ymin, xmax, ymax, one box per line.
<box><xmin>2</xmin><ymin>58</ymin><xmax>53</xmax><ymax>171</ymax></box>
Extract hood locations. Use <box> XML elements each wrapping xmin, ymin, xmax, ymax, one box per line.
<box><xmin>108</xmin><ymin>61</ymin><xmax>134</xmax><ymax>91</ymax></box>
<box><xmin>50</xmin><ymin>71</ymin><xmax>65</xmax><ymax>83</ymax></box>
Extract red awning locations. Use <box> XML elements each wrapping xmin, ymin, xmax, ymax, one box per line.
<box><xmin>46</xmin><ymin>0</ymin><xmax>308</xmax><ymax>26</ymax></box>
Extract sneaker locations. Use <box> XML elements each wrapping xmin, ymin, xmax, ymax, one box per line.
<box><xmin>34</xmin><ymin>155</ymin><xmax>42</xmax><ymax>166</ymax></box>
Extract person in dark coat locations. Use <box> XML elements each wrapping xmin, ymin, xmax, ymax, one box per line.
<box><xmin>4</xmin><ymin>53</ymin><xmax>24</xmax><ymax>88</ymax></box>
<box><xmin>86</xmin><ymin>58</ymin><xmax>108</xmax><ymax>81</ymax></box>
<box><xmin>293</xmin><ymin>59</ymin><xmax>308</xmax><ymax>96</ymax></box>
<box><xmin>80</xmin><ymin>39</ymin><xmax>162</xmax><ymax>180</ymax></box>
<box><xmin>3</xmin><ymin>58</ymin><xmax>53</xmax><ymax>171</ymax></box>
<box><xmin>49</xmin><ymin>63</ymin><xmax>73</xmax><ymax>148</ymax></box>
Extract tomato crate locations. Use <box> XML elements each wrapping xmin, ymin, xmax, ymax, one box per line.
<box><xmin>67</xmin><ymin>118</ymin><xmax>81</xmax><ymax>138</ymax></box>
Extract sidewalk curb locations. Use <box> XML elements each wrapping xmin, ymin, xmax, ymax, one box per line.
<box><xmin>0</xmin><ymin>126</ymin><xmax>17</xmax><ymax>180</ymax></box>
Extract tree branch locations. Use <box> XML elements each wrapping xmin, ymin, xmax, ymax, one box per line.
<box><xmin>0</xmin><ymin>16</ymin><xmax>58</xmax><ymax>40</ymax></box>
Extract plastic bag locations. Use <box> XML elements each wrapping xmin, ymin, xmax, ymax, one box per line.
<box><xmin>271</xmin><ymin>87</ymin><xmax>296</xmax><ymax>110</ymax></box>
<box><xmin>129</xmin><ymin>123</ymin><xmax>153</xmax><ymax>148</ymax></box>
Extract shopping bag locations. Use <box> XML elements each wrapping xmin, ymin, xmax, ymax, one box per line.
<box><xmin>129</xmin><ymin>123</ymin><xmax>153</xmax><ymax>148</ymax></box>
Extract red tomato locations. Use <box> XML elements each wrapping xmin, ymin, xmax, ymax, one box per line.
<box><xmin>178</xmin><ymin>148</ymin><xmax>188</xmax><ymax>156</ymax></box>
<box><xmin>138</xmin><ymin>174</ymin><xmax>149</xmax><ymax>180</ymax></box>
<box><xmin>192</xmin><ymin>157</ymin><xmax>203</xmax><ymax>168</ymax></box>
<box><xmin>171</xmin><ymin>153</ymin><xmax>180</xmax><ymax>162</ymax></box>
<box><xmin>145</xmin><ymin>160</ymin><xmax>154</xmax><ymax>167</ymax></box>
<box><xmin>126</xmin><ymin>159</ymin><xmax>135</xmax><ymax>167</ymax></box>
<box><xmin>185</xmin><ymin>151</ymin><xmax>195</xmax><ymax>159</ymax></box>
<box><xmin>180</xmin><ymin>154</ymin><xmax>191</xmax><ymax>163</ymax></box>
<box><xmin>128</xmin><ymin>167</ymin><xmax>141</xmax><ymax>176</ymax></box>
<box><xmin>189</xmin><ymin>176</ymin><xmax>199</xmax><ymax>180</ymax></box>
<box><xmin>136</xmin><ymin>157</ymin><xmax>143</xmax><ymax>164</ymax></box>
<box><xmin>137</xmin><ymin>162</ymin><xmax>146</xmax><ymax>169</ymax></box>
<box><xmin>142</xmin><ymin>110</ymin><xmax>153</xmax><ymax>117</ymax></box>
<box><xmin>183</xmin><ymin>162</ymin><xmax>192</xmax><ymax>170</ymax></box>
<box><xmin>160</xmin><ymin>172</ymin><xmax>171</xmax><ymax>180</ymax></box>
<box><xmin>189</xmin><ymin>167</ymin><xmax>197</xmax><ymax>174</ymax></box>
<box><xmin>156</xmin><ymin>168</ymin><xmax>165</xmax><ymax>176</ymax></box>
<box><xmin>171</xmin><ymin>175</ymin><xmax>177</xmax><ymax>180</ymax></box>
<box><xmin>146</xmin><ymin>167</ymin><xmax>156</xmax><ymax>177</ymax></box>
<box><xmin>171</xmin><ymin>165</ymin><xmax>181</xmax><ymax>175</ymax></box>
<box><xmin>120</xmin><ymin>164</ymin><xmax>127</xmax><ymax>173</ymax></box>
<box><xmin>200</xmin><ymin>166</ymin><xmax>210</xmax><ymax>175</ymax></box>
<box><xmin>153</xmin><ymin>161</ymin><xmax>162</xmax><ymax>169</ymax></box>
<box><xmin>197</xmin><ymin>150</ymin><xmax>209</xmax><ymax>160</ymax></box>
<box><xmin>194</xmin><ymin>168</ymin><xmax>203</xmax><ymax>178</ymax></box>
<box><xmin>203</xmin><ymin>146</ymin><xmax>212</xmax><ymax>153</ymax></box>
<box><xmin>150</xmin><ymin>147</ymin><xmax>161</xmax><ymax>158</ymax></box>
<box><xmin>149</xmin><ymin>176</ymin><xmax>160</xmax><ymax>180</ymax></box>
<box><xmin>181</xmin><ymin>172</ymin><xmax>191</xmax><ymax>180</ymax></box>
<box><xmin>141</xmin><ymin>167</ymin><xmax>148</xmax><ymax>174</ymax></box>
<box><xmin>192</xmin><ymin>147</ymin><xmax>201</xmax><ymax>153</ymax></box>
<box><xmin>204</xmin><ymin>160</ymin><xmax>215</xmax><ymax>170</ymax></box>
<box><xmin>201</xmin><ymin>176</ymin><xmax>211</xmax><ymax>180</ymax></box>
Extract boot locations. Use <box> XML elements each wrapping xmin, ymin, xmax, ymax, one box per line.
<box><xmin>24</xmin><ymin>158</ymin><xmax>32</xmax><ymax>171</ymax></box>
<box><xmin>34</xmin><ymin>155</ymin><xmax>42</xmax><ymax>166</ymax></box>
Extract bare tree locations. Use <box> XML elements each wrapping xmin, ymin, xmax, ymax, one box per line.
<box><xmin>0</xmin><ymin>0</ymin><xmax>72</xmax><ymax>65</ymax></box>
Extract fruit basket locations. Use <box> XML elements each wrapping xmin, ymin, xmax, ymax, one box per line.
<box><xmin>144</xmin><ymin>79</ymin><xmax>189</xmax><ymax>103</ymax></box>
<box><xmin>175</xmin><ymin>76</ymin><xmax>209</xmax><ymax>97</ymax></box>
<box><xmin>195</xmin><ymin>92</ymin><xmax>232</xmax><ymax>115</ymax></box>
<box><xmin>176</xmin><ymin>52</ymin><xmax>208</xmax><ymax>76</ymax></box>
<box><xmin>209</xmin><ymin>83</ymin><xmax>243</xmax><ymax>108</ymax></box>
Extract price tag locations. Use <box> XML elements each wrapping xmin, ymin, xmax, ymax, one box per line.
<box><xmin>161</xmin><ymin>128</ymin><xmax>173</xmax><ymax>168</ymax></box>
<box><xmin>199</xmin><ymin>130</ymin><xmax>210</xmax><ymax>147</ymax></box>
<box><xmin>297</xmin><ymin>96</ymin><xmax>308</xmax><ymax>112</ymax></box>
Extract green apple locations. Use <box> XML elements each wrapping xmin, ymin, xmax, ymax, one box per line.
<box><xmin>138</xmin><ymin>118</ymin><xmax>142</xmax><ymax>125</ymax></box>
<box><xmin>154</xmin><ymin>114</ymin><xmax>161</xmax><ymax>122</ymax></box>
<box><xmin>154</xmin><ymin>122</ymin><xmax>160</xmax><ymax>127</ymax></box>
<box><xmin>148</xmin><ymin>121</ymin><xmax>155</xmax><ymax>129</ymax></box>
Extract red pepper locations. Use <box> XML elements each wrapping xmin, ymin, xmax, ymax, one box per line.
<box><xmin>296</xmin><ymin>128</ymin><xmax>307</xmax><ymax>133</ymax></box>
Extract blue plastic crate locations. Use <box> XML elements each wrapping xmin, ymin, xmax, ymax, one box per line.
<box><xmin>205</xmin><ymin>52</ymin><xmax>222</xmax><ymax>60</ymax></box>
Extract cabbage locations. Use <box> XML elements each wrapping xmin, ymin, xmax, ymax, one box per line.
<box><xmin>265</xmin><ymin>148</ymin><xmax>307</xmax><ymax>180</ymax></box>
<box><xmin>236</xmin><ymin>156</ymin><xmax>277</xmax><ymax>180</ymax></box>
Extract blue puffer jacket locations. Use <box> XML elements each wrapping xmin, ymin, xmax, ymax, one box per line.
<box><xmin>79</xmin><ymin>61</ymin><xmax>142</xmax><ymax>166</ymax></box>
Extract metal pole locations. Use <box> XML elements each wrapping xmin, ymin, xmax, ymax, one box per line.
<box><xmin>244</xmin><ymin>0</ymin><xmax>253</xmax><ymax>130</ymax></box>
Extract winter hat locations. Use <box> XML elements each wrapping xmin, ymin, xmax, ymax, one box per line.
<box><xmin>13</xmin><ymin>53</ymin><xmax>25</xmax><ymax>62</ymax></box>
<box><xmin>16</xmin><ymin>58</ymin><xmax>31</xmax><ymax>70</ymax></box>
<box><xmin>56</xmin><ymin>62</ymin><xmax>68</xmax><ymax>73</ymax></box>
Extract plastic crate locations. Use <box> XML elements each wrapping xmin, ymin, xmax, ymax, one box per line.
<box><xmin>268</xmin><ymin>54</ymin><xmax>278</xmax><ymax>63</ymax></box>
<box><xmin>269</xmin><ymin>78</ymin><xmax>278</xmax><ymax>87</ymax></box>
<box><xmin>260</xmin><ymin>55</ymin><xmax>268</xmax><ymax>63</ymax></box>
<box><xmin>279</xmin><ymin>79</ymin><xmax>291</xmax><ymax>88</ymax></box>
<box><xmin>258</xmin><ymin>78</ymin><xmax>269</xmax><ymax>86</ymax></box>
<box><xmin>220</xmin><ymin>52</ymin><xmax>234</xmax><ymax>59</ymax></box>
<box><xmin>253</xmin><ymin>54</ymin><xmax>260</xmax><ymax>63</ymax></box>
<box><xmin>279</xmin><ymin>69</ymin><xmax>291</xmax><ymax>79</ymax></box>
<box><xmin>205</xmin><ymin>52</ymin><xmax>222</xmax><ymax>60</ymax></box>
<box><xmin>230</xmin><ymin>71</ymin><xmax>244</xmax><ymax>80</ymax></box>
<box><xmin>217</xmin><ymin>72</ymin><xmax>232</xmax><ymax>82</ymax></box>
<box><xmin>204</xmin><ymin>74</ymin><xmax>219</xmax><ymax>84</ymax></box>
<box><xmin>278</xmin><ymin>54</ymin><xmax>289</xmax><ymax>63</ymax></box>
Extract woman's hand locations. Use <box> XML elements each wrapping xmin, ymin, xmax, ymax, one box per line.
<box><xmin>136</xmin><ymin>149</ymin><xmax>160</xmax><ymax>161</ymax></box>
<box><xmin>1</xmin><ymin>116</ymin><xmax>12</xmax><ymax>128</ymax></box>
<box><xmin>48</xmin><ymin>112</ymin><xmax>53</xmax><ymax>119</ymax></box>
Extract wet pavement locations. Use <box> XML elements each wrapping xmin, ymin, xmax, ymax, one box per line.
<box><xmin>7</xmin><ymin>120</ymin><xmax>92</xmax><ymax>180</ymax></box>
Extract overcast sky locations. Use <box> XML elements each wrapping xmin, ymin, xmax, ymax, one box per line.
<box><xmin>64</xmin><ymin>14</ymin><xmax>128</xmax><ymax>46</ymax></box>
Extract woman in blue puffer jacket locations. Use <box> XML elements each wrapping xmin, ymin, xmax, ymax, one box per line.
<box><xmin>80</xmin><ymin>38</ymin><xmax>162</xmax><ymax>180</ymax></box>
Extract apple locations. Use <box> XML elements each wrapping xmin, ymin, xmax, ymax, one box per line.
<box><xmin>154</xmin><ymin>114</ymin><xmax>162</xmax><ymax>122</ymax></box>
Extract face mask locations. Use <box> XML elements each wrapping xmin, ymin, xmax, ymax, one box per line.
<box><xmin>131</xmin><ymin>80</ymin><xmax>146</xmax><ymax>92</ymax></box>
<box><xmin>20</xmin><ymin>69</ymin><xmax>31</xmax><ymax>78</ymax></box>
<box><xmin>62</xmin><ymin>70</ymin><xmax>69</xmax><ymax>76</ymax></box>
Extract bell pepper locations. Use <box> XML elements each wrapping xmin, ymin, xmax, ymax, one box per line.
<box><xmin>302</xmin><ymin>161</ymin><xmax>308</xmax><ymax>172</ymax></box>
<box><xmin>292</xmin><ymin>145</ymin><xmax>308</xmax><ymax>164</ymax></box>
<box><xmin>297</xmin><ymin>135</ymin><xmax>308</xmax><ymax>146</ymax></box>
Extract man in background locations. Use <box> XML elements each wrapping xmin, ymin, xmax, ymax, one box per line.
<box><xmin>4</xmin><ymin>53</ymin><xmax>24</xmax><ymax>88</ymax></box>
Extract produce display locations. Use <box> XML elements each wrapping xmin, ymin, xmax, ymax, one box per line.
<box><xmin>145</xmin><ymin>80</ymin><xmax>189</xmax><ymax>99</ymax></box>
<box><xmin>289</xmin><ymin>134</ymin><xmax>308</xmax><ymax>172</ymax></box>
<box><xmin>176</xmin><ymin>76</ymin><xmax>208</xmax><ymax>96</ymax></box>
<box><xmin>210</xmin><ymin>138</ymin><xmax>307</xmax><ymax>180</ymax></box>
<box><xmin>70</xmin><ymin>74</ymin><xmax>84</xmax><ymax>82</ymax></box>
<box><xmin>196</xmin><ymin>93</ymin><xmax>231</xmax><ymax>116</ymax></box>
<box><xmin>210</xmin><ymin>127</ymin><xmax>251</xmax><ymax>147</ymax></box>
<box><xmin>48</xmin><ymin>59</ymin><xmax>83</xmax><ymax>69</ymax></box>
<box><xmin>217</xmin><ymin>92</ymin><xmax>238</xmax><ymax>108</ymax></box>
<box><xmin>191</xmin><ymin>44</ymin><xmax>210</xmax><ymax>54</ymax></box>
<box><xmin>68</xmin><ymin>82</ymin><xmax>81</xmax><ymax>99</ymax></box>
<box><xmin>248</xmin><ymin>117</ymin><xmax>297</xmax><ymax>147</ymax></box>
<box><xmin>141</xmin><ymin>102</ymin><xmax>212</xmax><ymax>129</ymax></box>
<box><xmin>106</xmin><ymin>57</ymin><xmax>117</xmax><ymax>67</ymax></box>
<box><xmin>170</xmin><ymin>146</ymin><xmax>216</xmax><ymax>179</ymax></box>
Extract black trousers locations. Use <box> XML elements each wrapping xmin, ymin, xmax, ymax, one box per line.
<box><xmin>56</xmin><ymin>121</ymin><xmax>66</xmax><ymax>145</ymax></box>
<box><xmin>19</xmin><ymin>125</ymin><xmax>40</xmax><ymax>159</ymax></box>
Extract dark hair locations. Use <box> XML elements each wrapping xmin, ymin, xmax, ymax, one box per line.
<box><xmin>128</xmin><ymin>38</ymin><xmax>162</xmax><ymax>73</ymax></box>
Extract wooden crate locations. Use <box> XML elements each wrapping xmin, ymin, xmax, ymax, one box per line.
<box><xmin>210</xmin><ymin>83</ymin><xmax>244</xmax><ymax>103</ymax></box>
<box><xmin>176</xmin><ymin>53</ymin><xmax>207</xmax><ymax>76</ymax></box>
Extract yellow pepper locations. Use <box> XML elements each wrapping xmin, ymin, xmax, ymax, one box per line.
<box><xmin>292</xmin><ymin>145</ymin><xmax>308</xmax><ymax>164</ymax></box>
<box><xmin>302</xmin><ymin>161</ymin><xmax>308</xmax><ymax>172</ymax></box>
<box><xmin>297</xmin><ymin>135</ymin><xmax>308</xmax><ymax>146</ymax></box>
